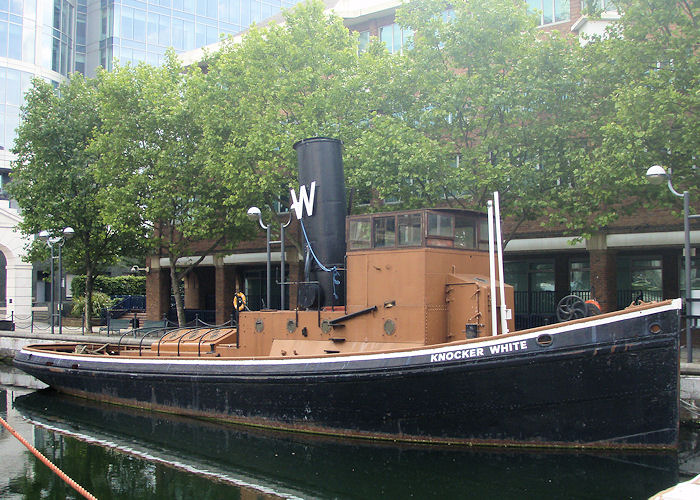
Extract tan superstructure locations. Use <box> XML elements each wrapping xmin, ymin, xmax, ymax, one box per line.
<box><xmin>154</xmin><ymin>208</ymin><xmax>514</xmax><ymax>358</ymax></box>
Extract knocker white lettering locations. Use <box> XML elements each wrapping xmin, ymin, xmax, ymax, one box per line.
<box><xmin>430</xmin><ymin>340</ymin><xmax>528</xmax><ymax>363</ymax></box>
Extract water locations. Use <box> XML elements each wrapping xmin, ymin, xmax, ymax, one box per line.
<box><xmin>1</xmin><ymin>364</ymin><xmax>699</xmax><ymax>500</ymax></box>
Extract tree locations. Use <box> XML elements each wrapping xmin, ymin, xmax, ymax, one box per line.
<box><xmin>596</xmin><ymin>0</ymin><xmax>698</xmax><ymax>212</ymax></box>
<box><xmin>198</xmin><ymin>0</ymin><xmax>384</xmax><ymax>223</ymax></box>
<box><xmin>9</xmin><ymin>75</ymin><xmax>140</xmax><ymax>331</ymax></box>
<box><xmin>92</xmin><ymin>51</ymin><xmax>250</xmax><ymax>326</ymax></box>
<box><xmin>366</xmin><ymin>0</ymin><xmax>625</xmax><ymax>242</ymax></box>
<box><xmin>349</xmin><ymin>0</ymin><xmax>698</xmax><ymax>243</ymax></box>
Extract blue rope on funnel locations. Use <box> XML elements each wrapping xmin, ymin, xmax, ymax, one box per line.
<box><xmin>300</xmin><ymin>219</ymin><xmax>341</xmax><ymax>299</ymax></box>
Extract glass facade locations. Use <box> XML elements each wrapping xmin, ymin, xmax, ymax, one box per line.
<box><xmin>97</xmin><ymin>0</ymin><xmax>303</xmax><ymax>72</ymax></box>
<box><xmin>0</xmin><ymin>66</ymin><xmax>34</xmax><ymax>152</ymax></box>
<box><xmin>0</xmin><ymin>0</ymin><xmax>302</xmax><ymax>169</ymax></box>
<box><xmin>0</xmin><ymin>1</ymin><xmax>63</xmax><ymax>169</ymax></box>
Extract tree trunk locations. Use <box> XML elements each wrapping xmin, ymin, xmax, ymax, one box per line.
<box><xmin>170</xmin><ymin>263</ymin><xmax>186</xmax><ymax>327</ymax></box>
<box><xmin>83</xmin><ymin>269</ymin><xmax>94</xmax><ymax>333</ymax></box>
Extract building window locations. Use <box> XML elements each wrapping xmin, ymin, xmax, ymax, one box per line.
<box><xmin>379</xmin><ymin>23</ymin><xmax>412</xmax><ymax>54</ymax></box>
<box><xmin>526</xmin><ymin>0</ymin><xmax>570</xmax><ymax>26</ymax></box>
<box><xmin>358</xmin><ymin>30</ymin><xmax>370</xmax><ymax>53</ymax></box>
<box><xmin>616</xmin><ymin>255</ymin><xmax>663</xmax><ymax>305</ymax></box>
<box><xmin>585</xmin><ymin>0</ymin><xmax>618</xmax><ymax>12</ymax></box>
<box><xmin>0</xmin><ymin>67</ymin><xmax>33</xmax><ymax>150</ymax></box>
<box><xmin>506</xmin><ymin>260</ymin><xmax>556</xmax><ymax>328</ymax></box>
<box><xmin>570</xmin><ymin>259</ymin><xmax>590</xmax><ymax>293</ymax></box>
<box><xmin>507</xmin><ymin>261</ymin><xmax>555</xmax><ymax>293</ymax></box>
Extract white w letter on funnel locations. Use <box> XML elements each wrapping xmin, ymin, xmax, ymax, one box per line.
<box><xmin>290</xmin><ymin>181</ymin><xmax>316</xmax><ymax>220</ymax></box>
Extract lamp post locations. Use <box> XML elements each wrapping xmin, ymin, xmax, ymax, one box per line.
<box><xmin>646</xmin><ymin>165</ymin><xmax>698</xmax><ymax>362</ymax></box>
<box><xmin>247</xmin><ymin>207</ymin><xmax>292</xmax><ymax>310</ymax></box>
<box><xmin>38</xmin><ymin>227</ymin><xmax>75</xmax><ymax>334</ymax></box>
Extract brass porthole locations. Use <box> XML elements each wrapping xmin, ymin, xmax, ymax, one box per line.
<box><xmin>649</xmin><ymin>322</ymin><xmax>662</xmax><ymax>334</ymax></box>
<box><xmin>384</xmin><ymin>319</ymin><xmax>396</xmax><ymax>336</ymax></box>
<box><xmin>287</xmin><ymin>319</ymin><xmax>297</xmax><ymax>333</ymax></box>
<box><xmin>536</xmin><ymin>334</ymin><xmax>553</xmax><ymax>347</ymax></box>
<box><xmin>255</xmin><ymin>319</ymin><xmax>264</xmax><ymax>332</ymax></box>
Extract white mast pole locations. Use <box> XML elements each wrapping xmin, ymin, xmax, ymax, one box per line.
<box><xmin>487</xmin><ymin>200</ymin><xmax>497</xmax><ymax>335</ymax></box>
<box><xmin>494</xmin><ymin>192</ymin><xmax>509</xmax><ymax>334</ymax></box>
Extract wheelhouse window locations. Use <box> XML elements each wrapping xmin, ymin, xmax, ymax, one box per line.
<box><xmin>373</xmin><ymin>216</ymin><xmax>396</xmax><ymax>248</ymax></box>
<box><xmin>454</xmin><ymin>215</ymin><xmax>476</xmax><ymax>249</ymax></box>
<box><xmin>478</xmin><ymin>219</ymin><xmax>490</xmax><ymax>250</ymax></box>
<box><xmin>398</xmin><ymin>213</ymin><xmax>422</xmax><ymax>246</ymax></box>
<box><xmin>347</xmin><ymin>209</ymin><xmax>488</xmax><ymax>251</ymax></box>
<box><xmin>348</xmin><ymin>218</ymin><xmax>371</xmax><ymax>249</ymax></box>
<box><xmin>428</xmin><ymin>213</ymin><xmax>453</xmax><ymax>238</ymax></box>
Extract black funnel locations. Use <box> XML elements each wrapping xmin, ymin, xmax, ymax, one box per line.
<box><xmin>293</xmin><ymin>137</ymin><xmax>345</xmax><ymax>308</ymax></box>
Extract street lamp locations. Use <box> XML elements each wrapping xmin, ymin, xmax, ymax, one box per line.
<box><xmin>646</xmin><ymin>165</ymin><xmax>698</xmax><ymax>362</ymax></box>
<box><xmin>247</xmin><ymin>207</ymin><xmax>292</xmax><ymax>310</ymax></box>
<box><xmin>38</xmin><ymin>227</ymin><xmax>75</xmax><ymax>334</ymax></box>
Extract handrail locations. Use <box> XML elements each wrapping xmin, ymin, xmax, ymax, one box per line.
<box><xmin>177</xmin><ymin>327</ymin><xmax>209</xmax><ymax>357</ymax></box>
<box><xmin>196</xmin><ymin>328</ymin><xmax>218</xmax><ymax>356</ymax></box>
<box><xmin>156</xmin><ymin>328</ymin><xmax>187</xmax><ymax>356</ymax></box>
<box><xmin>138</xmin><ymin>327</ymin><xmax>172</xmax><ymax>356</ymax></box>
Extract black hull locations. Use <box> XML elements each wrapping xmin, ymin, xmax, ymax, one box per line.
<box><xmin>14</xmin><ymin>301</ymin><xmax>681</xmax><ymax>449</ymax></box>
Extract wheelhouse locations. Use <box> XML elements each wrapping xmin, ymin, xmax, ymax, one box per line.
<box><xmin>347</xmin><ymin>208</ymin><xmax>491</xmax><ymax>251</ymax></box>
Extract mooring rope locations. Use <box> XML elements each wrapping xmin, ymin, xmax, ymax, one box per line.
<box><xmin>0</xmin><ymin>415</ymin><xmax>97</xmax><ymax>500</ymax></box>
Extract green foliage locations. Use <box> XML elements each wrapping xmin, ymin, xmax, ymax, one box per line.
<box><xmin>378</xmin><ymin>0</ymin><xmax>595</xmax><ymax>230</ymax></box>
<box><xmin>361</xmin><ymin>0</ymin><xmax>699</xmax><ymax>239</ymax></box>
<box><xmin>70</xmin><ymin>291</ymin><xmax>115</xmax><ymax>318</ymax></box>
<box><xmin>91</xmin><ymin>49</ymin><xmax>247</xmax><ymax>325</ymax></box>
<box><xmin>596</xmin><ymin>0</ymin><xmax>699</xmax><ymax>213</ymax></box>
<box><xmin>71</xmin><ymin>275</ymin><xmax>146</xmax><ymax>298</ymax></box>
<box><xmin>9</xmin><ymin>73</ymin><xmax>144</xmax><ymax>329</ymax></box>
<box><xmin>200</xmin><ymin>0</ymin><xmax>381</xmax><ymax>217</ymax></box>
<box><xmin>10</xmin><ymin>75</ymin><xmax>142</xmax><ymax>267</ymax></box>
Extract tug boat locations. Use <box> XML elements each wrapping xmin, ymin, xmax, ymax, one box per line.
<box><xmin>14</xmin><ymin>138</ymin><xmax>681</xmax><ymax>449</ymax></box>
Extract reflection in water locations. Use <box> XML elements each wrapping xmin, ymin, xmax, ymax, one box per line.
<box><xmin>7</xmin><ymin>387</ymin><xmax>686</xmax><ymax>500</ymax></box>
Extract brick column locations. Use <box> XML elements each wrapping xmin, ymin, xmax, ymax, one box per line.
<box><xmin>184</xmin><ymin>272</ymin><xmax>200</xmax><ymax>309</ymax></box>
<box><xmin>587</xmin><ymin>234</ymin><xmax>617</xmax><ymax>312</ymax></box>
<box><xmin>146</xmin><ymin>256</ymin><xmax>170</xmax><ymax>321</ymax></box>
<box><xmin>215</xmin><ymin>255</ymin><xmax>236</xmax><ymax>324</ymax></box>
